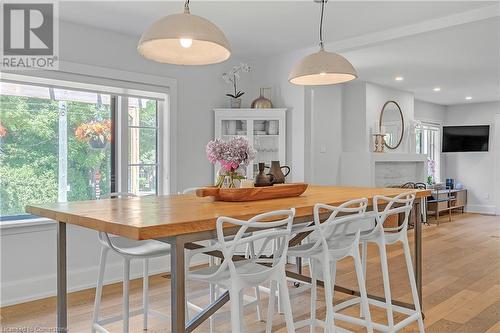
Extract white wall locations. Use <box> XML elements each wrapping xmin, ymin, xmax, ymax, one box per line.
<box><xmin>443</xmin><ymin>101</ymin><xmax>500</xmax><ymax>214</ymax></box>
<box><xmin>304</xmin><ymin>86</ymin><xmax>343</xmax><ymax>185</ymax></box>
<box><xmin>414</xmin><ymin>99</ymin><xmax>446</xmax><ymax>124</ymax></box>
<box><xmin>341</xmin><ymin>81</ymin><xmax>367</xmax><ymax>152</ymax></box>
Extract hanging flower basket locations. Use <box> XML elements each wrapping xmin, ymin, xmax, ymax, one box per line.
<box><xmin>75</xmin><ymin>120</ymin><xmax>111</xmax><ymax>149</ymax></box>
<box><xmin>89</xmin><ymin>137</ymin><xmax>108</xmax><ymax>149</ymax></box>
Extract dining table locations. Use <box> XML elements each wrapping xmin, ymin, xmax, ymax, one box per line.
<box><xmin>26</xmin><ymin>185</ymin><xmax>431</xmax><ymax>333</ymax></box>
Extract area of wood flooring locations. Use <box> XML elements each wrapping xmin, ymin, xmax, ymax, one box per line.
<box><xmin>1</xmin><ymin>213</ymin><xmax>499</xmax><ymax>332</ymax></box>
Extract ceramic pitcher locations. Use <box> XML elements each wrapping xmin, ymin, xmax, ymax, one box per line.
<box><xmin>266</xmin><ymin>161</ymin><xmax>290</xmax><ymax>184</ymax></box>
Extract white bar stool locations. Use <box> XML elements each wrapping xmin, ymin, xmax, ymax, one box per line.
<box><xmin>335</xmin><ymin>193</ymin><xmax>425</xmax><ymax>332</ymax></box>
<box><xmin>187</xmin><ymin>209</ymin><xmax>296</xmax><ymax>333</ymax></box>
<box><xmin>181</xmin><ymin>187</ymin><xmax>263</xmax><ymax>332</ymax></box>
<box><xmin>92</xmin><ymin>193</ymin><xmax>169</xmax><ymax>333</ymax></box>
<box><xmin>288</xmin><ymin>198</ymin><xmax>373</xmax><ymax>333</ymax></box>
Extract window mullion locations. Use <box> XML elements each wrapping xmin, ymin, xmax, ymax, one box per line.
<box><xmin>116</xmin><ymin>96</ymin><xmax>129</xmax><ymax>193</ymax></box>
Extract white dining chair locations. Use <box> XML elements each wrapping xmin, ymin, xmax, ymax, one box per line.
<box><xmin>182</xmin><ymin>187</ymin><xmax>264</xmax><ymax>332</ymax></box>
<box><xmin>335</xmin><ymin>193</ymin><xmax>424</xmax><ymax>333</ymax></box>
<box><xmin>187</xmin><ymin>209</ymin><xmax>296</xmax><ymax>333</ymax></box>
<box><xmin>287</xmin><ymin>198</ymin><xmax>373</xmax><ymax>333</ymax></box>
<box><xmin>92</xmin><ymin>192</ymin><xmax>169</xmax><ymax>333</ymax></box>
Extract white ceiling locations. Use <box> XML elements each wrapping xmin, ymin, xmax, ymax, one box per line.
<box><xmin>60</xmin><ymin>1</ymin><xmax>500</xmax><ymax>105</ymax></box>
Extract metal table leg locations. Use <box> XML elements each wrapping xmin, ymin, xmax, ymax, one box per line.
<box><xmin>169</xmin><ymin>236</ymin><xmax>186</xmax><ymax>333</ymax></box>
<box><xmin>57</xmin><ymin>222</ymin><xmax>68</xmax><ymax>332</ymax></box>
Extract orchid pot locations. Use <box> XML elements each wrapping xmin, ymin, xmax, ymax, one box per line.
<box><xmin>229</xmin><ymin>98</ymin><xmax>242</xmax><ymax>108</ymax></box>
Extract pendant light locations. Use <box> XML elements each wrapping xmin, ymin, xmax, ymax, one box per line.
<box><xmin>289</xmin><ymin>0</ymin><xmax>357</xmax><ymax>85</ymax></box>
<box><xmin>138</xmin><ymin>0</ymin><xmax>231</xmax><ymax>65</ymax></box>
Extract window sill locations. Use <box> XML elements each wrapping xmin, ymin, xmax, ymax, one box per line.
<box><xmin>0</xmin><ymin>218</ymin><xmax>56</xmax><ymax>235</ymax></box>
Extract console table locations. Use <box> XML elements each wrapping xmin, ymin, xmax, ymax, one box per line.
<box><xmin>427</xmin><ymin>188</ymin><xmax>467</xmax><ymax>223</ymax></box>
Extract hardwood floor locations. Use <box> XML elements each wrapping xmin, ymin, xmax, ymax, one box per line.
<box><xmin>1</xmin><ymin>213</ymin><xmax>499</xmax><ymax>332</ymax></box>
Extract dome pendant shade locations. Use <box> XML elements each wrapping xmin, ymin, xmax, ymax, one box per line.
<box><xmin>289</xmin><ymin>49</ymin><xmax>357</xmax><ymax>85</ymax></box>
<box><xmin>138</xmin><ymin>13</ymin><xmax>231</xmax><ymax>65</ymax></box>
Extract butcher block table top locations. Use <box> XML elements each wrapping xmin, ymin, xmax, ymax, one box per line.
<box><xmin>26</xmin><ymin>185</ymin><xmax>431</xmax><ymax>240</ymax></box>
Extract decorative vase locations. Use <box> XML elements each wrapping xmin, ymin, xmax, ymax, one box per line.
<box><xmin>230</xmin><ymin>98</ymin><xmax>242</xmax><ymax>108</ymax></box>
<box><xmin>254</xmin><ymin>163</ymin><xmax>274</xmax><ymax>187</ymax></box>
<box><xmin>373</xmin><ymin>134</ymin><xmax>385</xmax><ymax>153</ymax></box>
<box><xmin>251</xmin><ymin>88</ymin><xmax>273</xmax><ymax>109</ymax></box>
<box><xmin>215</xmin><ymin>168</ymin><xmax>244</xmax><ymax>188</ymax></box>
<box><xmin>89</xmin><ymin>137</ymin><xmax>107</xmax><ymax>149</ymax></box>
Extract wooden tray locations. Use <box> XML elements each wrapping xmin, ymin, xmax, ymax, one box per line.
<box><xmin>196</xmin><ymin>183</ymin><xmax>308</xmax><ymax>202</ymax></box>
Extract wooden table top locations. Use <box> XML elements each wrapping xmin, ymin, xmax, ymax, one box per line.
<box><xmin>26</xmin><ymin>185</ymin><xmax>430</xmax><ymax>240</ymax></box>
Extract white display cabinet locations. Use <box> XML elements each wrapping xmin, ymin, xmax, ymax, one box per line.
<box><xmin>214</xmin><ymin>108</ymin><xmax>287</xmax><ymax>180</ymax></box>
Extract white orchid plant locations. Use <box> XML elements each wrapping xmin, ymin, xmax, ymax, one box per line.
<box><xmin>222</xmin><ymin>63</ymin><xmax>251</xmax><ymax>99</ymax></box>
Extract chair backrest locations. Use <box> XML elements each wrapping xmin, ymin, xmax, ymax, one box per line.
<box><xmin>414</xmin><ymin>182</ymin><xmax>427</xmax><ymax>190</ymax></box>
<box><xmin>296</xmin><ymin>198</ymin><xmax>368</xmax><ymax>255</ymax></box>
<box><xmin>207</xmin><ymin>209</ymin><xmax>295</xmax><ymax>284</ymax></box>
<box><xmin>373</xmin><ymin>192</ymin><xmax>415</xmax><ymax>233</ymax></box>
<box><xmin>400</xmin><ymin>182</ymin><xmax>416</xmax><ymax>189</ymax></box>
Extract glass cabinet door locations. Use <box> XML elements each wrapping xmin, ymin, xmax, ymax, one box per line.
<box><xmin>221</xmin><ymin>119</ymin><xmax>248</xmax><ymax>138</ymax></box>
<box><xmin>252</xmin><ymin>119</ymin><xmax>280</xmax><ymax>178</ymax></box>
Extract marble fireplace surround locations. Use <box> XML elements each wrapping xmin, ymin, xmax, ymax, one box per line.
<box><xmin>340</xmin><ymin>153</ymin><xmax>427</xmax><ymax>187</ymax></box>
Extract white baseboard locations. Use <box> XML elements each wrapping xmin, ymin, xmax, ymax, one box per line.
<box><xmin>465</xmin><ymin>204</ymin><xmax>496</xmax><ymax>215</ymax></box>
<box><xmin>0</xmin><ymin>258</ymin><xmax>170</xmax><ymax>307</ymax></box>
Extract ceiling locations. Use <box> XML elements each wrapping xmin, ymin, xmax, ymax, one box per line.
<box><xmin>59</xmin><ymin>1</ymin><xmax>500</xmax><ymax>105</ymax></box>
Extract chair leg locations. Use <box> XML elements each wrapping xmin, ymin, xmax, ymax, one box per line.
<box><xmin>377</xmin><ymin>240</ymin><xmax>395</xmax><ymax>330</ymax></box>
<box><xmin>92</xmin><ymin>247</ymin><xmax>108</xmax><ymax>333</ymax></box>
<box><xmin>360</xmin><ymin>242</ymin><xmax>368</xmax><ymax>318</ymax></box>
<box><xmin>322</xmin><ymin>258</ymin><xmax>335</xmax><ymax>333</ymax></box>
<box><xmin>143</xmin><ymin>258</ymin><xmax>149</xmax><ymax>330</ymax></box>
<box><xmin>279</xmin><ymin>276</ymin><xmax>296</xmax><ymax>333</ymax></box>
<box><xmin>309</xmin><ymin>259</ymin><xmax>317</xmax><ymax>332</ymax></box>
<box><xmin>230</xmin><ymin>286</ymin><xmax>244</xmax><ymax>333</ymax></box>
<box><xmin>402</xmin><ymin>238</ymin><xmax>425</xmax><ymax>333</ymax></box>
<box><xmin>254</xmin><ymin>285</ymin><xmax>263</xmax><ymax>321</ymax></box>
<box><xmin>353</xmin><ymin>247</ymin><xmax>373</xmax><ymax>333</ymax></box>
<box><xmin>273</xmin><ymin>239</ymin><xmax>283</xmax><ymax>314</ymax></box>
<box><xmin>239</xmin><ymin>289</ymin><xmax>245</xmax><ymax>330</ymax></box>
<box><xmin>266</xmin><ymin>280</ymin><xmax>277</xmax><ymax>333</ymax></box>
<box><xmin>209</xmin><ymin>283</ymin><xmax>216</xmax><ymax>333</ymax></box>
<box><xmin>122</xmin><ymin>258</ymin><xmax>130</xmax><ymax>333</ymax></box>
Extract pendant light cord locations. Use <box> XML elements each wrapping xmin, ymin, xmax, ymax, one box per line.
<box><xmin>319</xmin><ymin>0</ymin><xmax>326</xmax><ymax>50</ymax></box>
<box><xmin>184</xmin><ymin>0</ymin><xmax>190</xmax><ymax>13</ymax></box>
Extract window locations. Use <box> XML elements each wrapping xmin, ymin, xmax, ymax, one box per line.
<box><xmin>416</xmin><ymin>122</ymin><xmax>441</xmax><ymax>183</ymax></box>
<box><xmin>127</xmin><ymin>97</ymin><xmax>158</xmax><ymax>195</ymax></box>
<box><xmin>0</xmin><ymin>78</ymin><xmax>167</xmax><ymax>220</ymax></box>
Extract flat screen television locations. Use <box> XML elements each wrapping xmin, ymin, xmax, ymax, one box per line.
<box><xmin>442</xmin><ymin>125</ymin><xmax>490</xmax><ymax>152</ymax></box>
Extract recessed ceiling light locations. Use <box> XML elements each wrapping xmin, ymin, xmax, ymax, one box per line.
<box><xmin>433</xmin><ymin>87</ymin><xmax>441</xmax><ymax>92</ymax></box>
<box><xmin>465</xmin><ymin>96</ymin><xmax>472</xmax><ymax>100</ymax></box>
<box><xmin>395</xmin><ymin>76</ymin><xmax>404</xmax><ymax>81</ymax></box>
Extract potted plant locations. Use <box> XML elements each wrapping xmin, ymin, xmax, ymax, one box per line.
<box><xmin>222</xmin><ymin>63</ymin><xmax>251</xmax><ymax>108</ymax></box>
<box><xmin>206</xmin><ymin>136</ymin><xmax>256</xmax><ymax>188</ymax></box>
<box><xmin>75</xmin><ymin>120</ymin><xmax>112</xmax><ymax>149</ymax></box>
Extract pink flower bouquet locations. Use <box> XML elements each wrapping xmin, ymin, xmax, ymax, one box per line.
<box><xmin>206</xmin><ymin>136</ymin><xmax>256</xmax><ymax>188</ymax></box>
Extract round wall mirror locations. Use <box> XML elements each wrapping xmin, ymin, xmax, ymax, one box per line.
<box><xmin>379</xmin><ymin>101</ymin><xmax>404</xmax><ymax>149</ymax></box>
